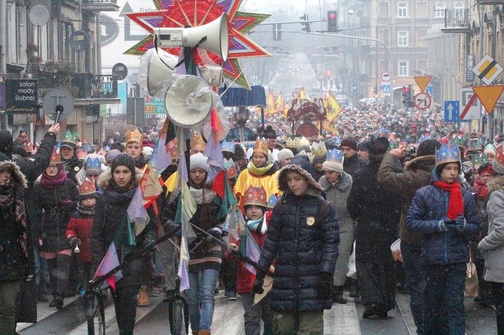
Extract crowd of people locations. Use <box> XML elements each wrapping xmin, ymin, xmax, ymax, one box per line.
<box><xmin>1</xmin><ymin>102</ymin><xmax>504</xmax><ymax>335</ymax></box>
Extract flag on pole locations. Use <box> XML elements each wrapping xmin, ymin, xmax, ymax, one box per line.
<box><xmin>151</xmin><ymin>117</ymin><xmax>174</xmax><ymax>173</ymax></box>
<box><xmin>265</xmin><ymin>90</ymin><xmax>275</xmax><ymax>116</ymax></box>
<box><xmin>325</xmin><ymin>93</ymin><xmax>342</xmax><ymax>122</ymax></box>
<box><xmin>239</xmin><ymin>227</ymin><xmax>261</xmax><ymax>274</ymax></box>
<box><xmin>299</xmin><ymin>87</ymin><xmax>306</xmax><ymax>99</ymax></box>
<box><xmin>93</xmin><ymin>242</ymin><xmax>123</xmax><ymax>290</ymax></box>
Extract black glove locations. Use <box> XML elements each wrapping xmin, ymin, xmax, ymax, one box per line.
<box><xmin>69</xmin><ymin>237</ymin><xmax>80</xmax><ymax>247</ymax></box>
<box><xmin>317</xmin><ymin>272</ymin><xmax>333</xmax><ymax>297</ymax></box>
<box><xmin>206</xmin><ymin>227</ymin><xmax>223</xmax><ymax>242</ymax></box>
<box><xmin>455</xmin><ymin>214</ymin><xmax>467</xmax><ymax>233</ymax></box>
<box><xmin>252</xmin><ymin>270</ymin><xmax>267</xmax><ymax>295</ymax></box>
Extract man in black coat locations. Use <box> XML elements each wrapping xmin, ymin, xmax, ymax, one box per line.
<box><xmin>0</xmin><ymin>124</ymin><xmax>60</xmax><ymax>319</ymax></box>
<box><xmin>341</xmin><ymin>137</ymin><xmax>364</xmax><ymax>177</ymax></box>
<box><xmin>347</xmin><ymin>137</ymin><xmax>402</xmax><ymax>319</ymax></box>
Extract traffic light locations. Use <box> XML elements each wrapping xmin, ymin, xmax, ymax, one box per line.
<box><xmin>327</xmin><ymin>10</ymin><xmax>338</xmax><ymax>32</ymax></box>
<box><xmin>402</xmin><ymin>85</ymin><xmax>414</xmax><ymax>107</ymax></box>
<box><xmin>273</xmin><ymin>23</ymin><xmax>282</xmax><ymax>41</ymax></box>
<box><xmin>300</xmin><ymin>14</ymin><xmax>311</xmax><ymax>33</ymax></box>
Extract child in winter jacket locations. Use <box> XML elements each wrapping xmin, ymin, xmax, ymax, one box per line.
<box><xmin>230</xmin><ymin>185</ymin><xmax>274</xmax><ymax>335</ymax></box>
<box><xmin>406</xmin><ymin>143</ymin><xmax>479</xmax><ymax>335</ymax></box>
<box><xmin>65</xmin><ymin>178</ymin><xmax>97</xmax><ymax>294</ymax></box>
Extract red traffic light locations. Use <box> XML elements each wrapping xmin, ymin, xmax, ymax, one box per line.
<box><xmin>402</xmin><ymin>85</ymin><xmax>410</xmax><ymax>93</ymax></box>
<box><xmin>328</xmin><ymin>12</ymin><xmax>336</xmax><ymax>20</ymax></box>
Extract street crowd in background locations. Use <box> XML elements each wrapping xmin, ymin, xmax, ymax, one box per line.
<box><xmin>1</xmin><ymin>102</ymin><xmax>504</xmax><ymax>335</ymax></box>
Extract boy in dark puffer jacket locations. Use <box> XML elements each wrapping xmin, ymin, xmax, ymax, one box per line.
<box><xmin>406</xmin><ymin>143</ymin><xmax>479</xmax><ymax>335</ymax></box>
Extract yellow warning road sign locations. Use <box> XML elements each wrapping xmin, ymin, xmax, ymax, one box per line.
<box><xmin>473</xmin><ymin>55</ymin><xmax>503</xmax><ymax>85</ymax></box>
<box><xmin>473</xmin><ymin>85</ymin><xmax>504</xmax><ymax>114</ymax></box>
<box><xmin>414</xmin><ymin>75</ymin><xmax>432</xmax><ymax>92</ymax></box>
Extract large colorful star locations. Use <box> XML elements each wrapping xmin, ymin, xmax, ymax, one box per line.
<box><xmin>124</xmin><ymin>0</ymin><xmax>271</xmax><ymax>89</ymax></box>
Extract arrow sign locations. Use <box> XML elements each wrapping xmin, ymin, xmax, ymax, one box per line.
<box><xmin>414</xmin><ymin>75</ymin><xmax>432</xmax><ymax>92</ymax></box>
<box><xmin>473</xmin><ymin>85</ymin><xmax>504</xmax><ymax>114</ymax></box>
<box><xmin>444</xmin><ymin>100</ymin><xmax>459</xmax><ymax>122</ymax></box>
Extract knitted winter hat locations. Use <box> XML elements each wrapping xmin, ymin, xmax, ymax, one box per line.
<box><xmin>277</xmin><ymin>148</ymin><xmax>294</xmax><ymax>165</ymax></box>
<box><xmin>190</xmin><ymin>152</ymin><xmax>210</xmax><ymax>174</ymax></box>
<box><xmin>340</xmin><ymin>137</ymin><xmax>357</xmax><ymax>151</ymax></box>
<box><xmin>111</xmin><ymin>154</ymin><xmax>136</xmax><ymax>176</ymax></box>
<box><xmin>105</xmin><ymin>149</ymin><xmax>121</xmax><ymax>163</ymax></box>
<box><xmin>322</xmin><ymin>149</ymin><xmax>344</xmax><ymax>173</ymax></box>
<box><xmin>417</xmin><ymin>139</ymin><xmax>441</xmax><ymax>157</ymax></box>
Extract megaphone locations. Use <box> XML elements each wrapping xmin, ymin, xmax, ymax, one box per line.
<box><xmin>137</xmin><ymin>48</ymin><xmax>178</xmax><ymax>98</ymax></box>
<box><xmin>198</xmin><ymin>65</ymin><xmax>223</xmax><ymax>87</ymax></box>
<box><xmin>154</xmin><ymin>13</ymin><xmax>229</xmax><ymax>61</ymax></box>
<box><xmin>164</xmin><ymin>75</ymin><xmax>214</xmax><ymax>127</ymax></box>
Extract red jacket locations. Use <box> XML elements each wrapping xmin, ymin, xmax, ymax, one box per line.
<box><xmin>65</xmin><ymin>212</ymin><xmax>94</xmax><ymax>263</ymax></box>
<box><xmin>234</xmin><ymin>210</ymin><xmax>272</xmax><ymax>295</ymax></box>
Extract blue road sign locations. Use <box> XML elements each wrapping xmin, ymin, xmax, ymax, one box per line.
<box><xmin>444</xmin><ymin>100</ymin><xmax>460</xmax><ymax>123</ymax></box>
<box><xmin>381</xmin><ymin>84</ymin><xmax>391</xmax><ymax>93</ymax></box>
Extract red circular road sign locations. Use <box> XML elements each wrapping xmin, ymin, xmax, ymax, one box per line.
<box><xmin>413</xmin><ymin>92</ymin><xmax>432</xmax><ymax>110</ymax></box>
<box><xmin>381</xmin><ymin>72</ymin><xmax>390</xmax><ymax>82</ymax></box>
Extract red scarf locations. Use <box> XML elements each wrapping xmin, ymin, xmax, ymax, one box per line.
<box><xmin>433</xmin><ymin>180</ymin><xmax>464</xmax><ymax>220</ymax></box>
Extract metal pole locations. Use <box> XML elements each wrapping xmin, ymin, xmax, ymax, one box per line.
<box><xmin>0</xmin><ymin>1</ymin><xmax>6</xmax><ymax>130</ymax></box>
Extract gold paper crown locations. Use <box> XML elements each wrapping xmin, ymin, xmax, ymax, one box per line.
<box><xmin>253</xmin><ymin>138</ymin><xmax>269</xmax><ymax>157</ymax></box>
<box><xmin>78</xmin><ymin>178</ymin><xmax>97</xmax><ymax>196</ymax></box>
<box><xmin>50</xmin><ymin>149</ymin><xmax>61</xmax><ymax>164</ymax></box>
<box><xmin>298</xmin><ymin>136</ymin><xmax>310</xmax><ymax>148</ymax></box>
<box><xmin>285</xmin><ymin>137</ymin><xmax>299</xmax><ymax>149</ymax></box>
<box><xmin>297</xmin><ymin>149</ymin><xmax>315</xmax><ymax>164</ymax></box>
<box><xmin>126</xmin><ymin>129</ymin><xmax>143</xmax><ymax>144</ymax></box>
<box><xmin>192</xmin><ymin>134</ymin><xmax>206</xmax><ymax>153</ymax></box>
<box><xmin>311</xmin><ymin>140</ymin><xmax>327</xmax><ymax>159</ymax></box>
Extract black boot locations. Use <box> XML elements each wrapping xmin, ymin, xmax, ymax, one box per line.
<box><xmin>332</xmin><ymin>286</ymin><xmax>347</xmax><ymax>304</ymax></box>
<box><xmin>49</xmin><ymin>295</ymin><xmax>64</xmax><ymax>310</ymax></box>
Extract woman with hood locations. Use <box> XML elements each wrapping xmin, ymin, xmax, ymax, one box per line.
<box><xmin>407</xmin><ymin>143</ymin><xmax>479</xmax><ymax>334</ymax></box>
<box><xmin>478</xmin><ymin>144</ymin><xmax>504</xmax><ymax>334</ymax></box>
<box><xmin>0</xmin><ymin>153</ymin><xmax>32</xmax><ymax>334</ymax></box>
<box><xmin>319</xmin><ymin>148</ymin><xmax>354</xmax><ymax>304</ymax></box>
<box><xmin>253</xmin><ymin>163</ymin><xmax>339</xmax><ymax>335</ymax></box>
<box><xmin>91</xmin><ymin>154</ymin><xmax>157</xmax><ymax>335</ymax></box>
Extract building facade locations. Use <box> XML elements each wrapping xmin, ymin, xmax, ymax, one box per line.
<box><xmin>0</xmin><ymin>0</ymin><xmax>120</xmax><ymax>145</ymax></box>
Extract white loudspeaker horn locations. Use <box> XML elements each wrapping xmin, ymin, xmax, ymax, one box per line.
<box><xmin>164</xmin><ymin>75</ymin><xmax>214</xmax><ymax>127</ymax></box>
<box><xmin>137</xmin><ymin>48</ymin><xmax>178</xmax><ymax>98</ymax></box>
<box><xmin>198</xmin><ymin>65</ymin><xmax>223</xmax><ymax>87</ymax></box>
<box><xmin>155</xmin><ymin>13</ymin><xmax>229</xmax><ymax>61</ymax></box>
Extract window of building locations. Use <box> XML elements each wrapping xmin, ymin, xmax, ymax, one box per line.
<box><xmin>379</xmin><ymin>2</ymin><xmax>389</xmax><ymax>18</ymax></box>
<box><xmin>398</xmin><ymin>61</ymin><xmax>409</xmax><ymax>76</ymax></box>
<box><xmin>435</xmin><ymin>2</ymin><xmax>446</xmax><ymax>18</ymax></box>
<box><xmin>454</xmin><ymin>2</ymin><xmax>465</xmax><ymax>20</ymax></box>
<box><xmin>398</xmin><ymin>31</ymin><xmax>408</xmax><ymax>47</ymax></box>
<box><xmin>397</xmin><ymin>3</ymin><xmax>407</xmax><ymax>17</ymax></box>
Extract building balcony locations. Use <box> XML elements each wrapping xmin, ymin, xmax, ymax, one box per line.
<box><xmin>71</xmin><ymin>73</ymin><xmax>118</xmax><ymax>99</ymax></box>
<box><xmin>82</xmin><ymin>0</ymin><xmax>120</xmax><ymax>12</ymax></box>
<box><xmin>478</xmin><ymin>0</ymin><xmax>504</xmax><ymax>4</ymax></box>
<box><xmin>440</xmin><ymin>8</ymin><xmax>471</xmax><ymax>33</ymax></box>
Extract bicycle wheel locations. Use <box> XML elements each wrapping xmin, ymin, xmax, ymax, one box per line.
<box><xmin>86</xmin><ymin>291</ymin><xmax>106</xmax><ymax>335</ymax></box>
<box><xmin>169</xmin><ymin>298</ymin><xmax>187</xmax><ymax>335</ymax></box>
